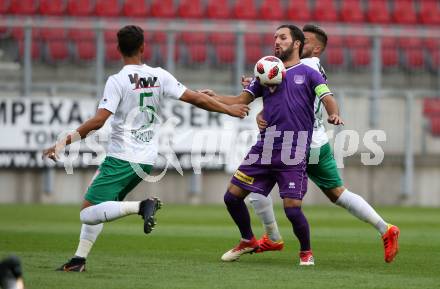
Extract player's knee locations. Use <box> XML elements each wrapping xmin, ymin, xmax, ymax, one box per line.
<box><xmin>224</xmin><ymin>190</ymin><xmax>244</xmax><ymax>206</ymax></box>
<box><xmin>80</xmin><ymin>206</ymin><xmax>100</xmax><ymax>225</ymax></box>
<box><xmin>324</xmin><ymin>186</ymin><xmax>345</xmax><ymax>203</ymax></box>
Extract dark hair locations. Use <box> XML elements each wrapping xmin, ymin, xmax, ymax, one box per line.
<box><xmin>117</xmin><ymin>25</ymin><xmax>144</xmax><ymax>57</ymax></box>
<box><xmin>277</xmin><ymin>24</ymin><xmax>305</xmax><ymax>57</ymax></box>
<box><xmin>302</xmin><ymin>24</ymin><xmax>328</xmax><ymax>49</ymax></box>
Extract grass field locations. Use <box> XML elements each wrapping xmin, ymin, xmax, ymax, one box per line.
<box><xmin>1</xmin><ymin>204</ymin><xmax>439</xmax><ymax>289</ymax></box>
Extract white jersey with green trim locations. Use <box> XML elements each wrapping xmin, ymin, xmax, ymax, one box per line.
<box><xmin>300</xmin><ymin>57</ymin><xmax>329</xmax><ymax>148</ymax></box>
<box><xmin>98</xmin><ymin>64</ymin><xmax>187</xmax><ymax>165</ymax></box>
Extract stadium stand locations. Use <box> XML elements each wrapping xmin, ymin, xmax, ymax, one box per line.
<box><xmin>366</xmin><ymin>0</ymin><xmax>391</xmax><ymax>24</ymax></box>
<box><xmin>122</xmin><ymin>0</ymin><xmax>149</xmax><ymax>17</ymax></box>
<box><xmin>313</xmin><ymin>0</ymin><xmax>339</xmax><ymax>22</ymax></box>
<box><xmin>419</xmin><ymin>0</ymin><xmax>440</xmax><ymax>25</ymax></box>
<box><xmin>0</xmin><ymin>0</ymin><xmax>439</xmax><ymax>73</ymax></box>
<box><xmin>423</xmin><ymin>98</ymin><xmax>440</xmax><ymax>136</ymax></box>
<box><xmin>95</xmin><ymin>0</ymin><xmax>122</xmax><ymax>17</ymax></box>
<box><xmin>67</xmin><ymin>0</ymin><xmax>95</xmax><ymax>16</ymax></box>
<box><xmin>287</xmin><ymin>0</ymin><xmax>312</xmax><ymax>21</ymax></box>
<box><xmin>40</xmin><ymin>0</ymin><xmax>66</xmax><ymax>16</ymax></box>
<box><xmin>259</xmin><ymin>0</ymin><xmax>284</xmax><ymax>21</ymax></box>
<box><xmin>340</xmin><ymin>0</ymin><xmax>365</xmax><ymax>23</ymax></box>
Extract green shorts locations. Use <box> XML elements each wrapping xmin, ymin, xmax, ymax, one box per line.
<box><xmin>307</xmin><ymin>142</ymin><xmax>344</xmax><ymax>190</ymax></box>
<box><xmin>85</xmin><ymin>156</ymin><xmax>153</xmax><ymax>205</ymax></box>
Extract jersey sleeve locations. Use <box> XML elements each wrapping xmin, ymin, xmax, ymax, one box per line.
<box><xmin>98</xmin><ymin>76</ymin><xmax>121</xmax><ymax>114</ymax></box>
<box><xmin>160</xmin><ymin>68</ymin><xmax>187</xmax><ymax>99</ymax></box>
<box><xmin>309</xmin><ymin>69</ymin><xmax>332</xmax><ymax>100</ymax></box>
<box><xmin>243</xmin><ymin>77</ymin><xmax>263</xmax><ymax>98</ymax></box>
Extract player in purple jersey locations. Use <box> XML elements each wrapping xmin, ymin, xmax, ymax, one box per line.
<box><xmin>203</xmin><ymin>25</ymin><xmax>342</xmax><ymax>265</ymax></box>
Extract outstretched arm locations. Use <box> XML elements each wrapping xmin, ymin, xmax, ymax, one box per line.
<box><xmin>321</xmin><ymin>95</ymin><xmax>344</xmax><ymax>125</ymax></box>
<box><xmin>43</xmin><ymin>108</ymin><xmax>112</xmax><ymax>161</ymax></box>
<box><xmin>198</xmin><ymin>89</ymin><xmax>255</xmax><ymax>105</ymax></box>
<box><xmin>180</xmin><ymin>89</ymin><xmax>250</xmax><ymax>118</ymax></box>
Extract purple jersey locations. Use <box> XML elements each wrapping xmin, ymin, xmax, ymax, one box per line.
<box><xmin>245</xmin><ymin>63</ymin><xmax>331</xmax><ymax>153</ymax></box>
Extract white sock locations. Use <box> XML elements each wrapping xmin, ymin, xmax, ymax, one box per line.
<box><xmin>74</xmin><ymin>223</ymin><xmax>104</xmax><ymax>258</ymax></box>
<box><xmin>335</xmin><ymin>189</ymin><xmax>388</xmax><ymax>235</ymax></box>
<box><xmin>80</xmin><ymin>201</ymin><xmax>140</xmax><ymax>225</ymax></box>
<box><xmin>249</xmin><ymin>193</ymin><xmax>282</xmax><ymax>241</ymax></box>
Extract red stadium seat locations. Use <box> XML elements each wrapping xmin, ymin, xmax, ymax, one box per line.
<box><xmin>177</xmin><ymin>0</ymin><xmax>205</xmax><ymax>18</ymax></box>
<box><xmin>46</xmin><ymin>41</ymin><xmax>70</xmax><ymax>62</ymax></box>
<box><xmin>246</xmin><ymin>46</ymin><xmax>263</xmax><ymax>65</ymax></box>
<box><xmin>104</xmin><ymin>28</ymin><xmax>119</xmax><ymax>42</ymax></box>
<box><xmin>425</xmin><ymin>38</ymin><xmax>440</xmax><ymax>52</ymax></box>
<box><xmin>419</xmin><ymin>0</ymin><xmax>440</xmax><ymax>25</ymax></box>
<box><xmin>95</xmin><ymin>0</ymin><xmax>121</xmax><ymax>17</ymax></box>
<box><xmin>186</xmin><ymin>44</ymin><xmax>207</xmax><ymax>63</ymax></box>
<box><xmin>397</xmin><ymin>37</ymin><xmax>423</xmax><ymax>49</ymax></box>
<box><xmin>73</xmin><ymin>41</ymin><xmax>96</xmax><ymax>62</ymax></box>
<box><xmin>67</xmin><ymin>0</ymin><xmax>95</xmax><ymax>16</ymax></box>
<box><xmin>142</xmin><ymin>44</ymin><xmax>153</xmax><ymax>62</ymax></box>
<box><xmin>152</xmin><ymin>31</ymin><xmax>167</xmax><ymax>43</ymax></box>
<box><xmin>11</xmin><ymin>27</ymin><xmax>40</xmax><ymax>40</ymax></box>
<box><xmin>423</xmin><ymin>98</ymin><xmax>440</xmax><ymax>116</ymax></box>
<box><xmin>340</xmin><ymin>0</ymin><xmax>365</xmax><ymax>23</ymax></box>
<box><xmin>392</xmin><ymin>0</ymin><xmax>417</xmax><ymax>24</ymax></box>
<box><xmin>366</xmin><ymin>0</ymin><xmax>391</xmax><ymax>24</ymax></box>
<box><xmin>381</xmin><ymin>37</ymin><xmax>397</xmax><ymax>48</ymax></box>
<box><xmin>263</xmin><ymin>33</ymin><xmax>275</xmax><ymax>46</ymax></box>
<box><xmin>430</xmin><ymin>116</ymin><xmax>440</xmax><ymax>136</ymax></box>
<box><xmin>150</xmin><ymin>0</ymin><xmax>176</xmax><ymax>18</ymax></box>
<box><xmin>402</xmin><ymin>49</ymin><xmax>425</xmax><ymax>69</ymax></box>
<box><xmin>210</xmin><ymin>32</ymin><xmax>235</xmax><ymax>45</ymax></box>
<box><xmin>381</xmin><ymin>47</ymin><xmax>399</xmax><ymax>67</ymax></box>
<box><xmin>206</xmin><ymin>0</ymin><xmax>230</xmax><ymax>19</ymax></box>
<box><xmin>122</xmin><ymin>0</ymin><xmax>149</xmax><ymax>17</ymax></box>
<box><xmin>40</xmin><ymin>28</ymin><xmax>67</xmax><ymax>41</ymax></box>
<box><xmin>313</xmin><ymin>0</ymin><xmax>339</xmax><ymax>22</ymax></box>
<box><xmin>350</xmin><ymin>47</ymin><xmax>371</xmax><ymax>67</ymax></box>
<box><xmin>245</xmin><ymin>33</ymin><xmax>262</xmax><ymax>46</ymax></box>
<box><xmin>428</xmin><ymin>50</ymin><xmax>440</xmax><ymax>72</ymax></box>
<box><xmin>287</xmin><ymin>0</ymin><xmax>311</xmax><ymax>21</ymax></box>
<box><xmin>232</xmin><ymin>0</ymin><xmax>258</xmax><ymax>20</ymax></box>
<box><xmin>0</xmin><ymin>0</ymin><xmax>10</xmax><ymax>14</ymax></box>
<box><xmin>179</xmin><ymin>31</ymin><xmax>207</xmax><ymax>44</ymax></box>
<box><xmin>40</xmin><ymin>0</ymin><xmax>66</xmax><ymax>15</ymax></box>
<box><xmin>105</xmin><ymin>41</ymin><xmax>121</xmax><ymax>62</ymax></box>
<box><xmin>9</xmin><ymin>0</ymin><xmax>38</xmax><ymax>14</ymax></box>
<box><xmin>325</xmin><ymin>47</ymin><xmax>344</xmax><ymax>66</ymax></box>
<box><xmin>68</xmin><ymin>28</ymin><xmax>95</xmax><ymax>41</ymax></box>
<box><xmin>215</xmin><ymin>45</ymin><xmax>235</xmax><ymax>64</ymax></box>
<box><xmin>259</xmin><ymin>0</ymin><xmax>285</xmax><ymax>21</ymax></box>
<box><xmin>346</xmin><ymin>35</ymin><xmax>371</xmax><ymax>48</ymax></box>
<box><xmin>18</xmin><ymin>40</ymin><xmax>41</xmax><ymax>60</ymax></box>
<box><xmin>327</xmin><ymin>35</ymin><xmax>343</xmax><ymax>47</ymax></box>
<box><xmin>157</xmin><ymin>44</ymin><xmax>180</xmax><ymax>62</ymax></box>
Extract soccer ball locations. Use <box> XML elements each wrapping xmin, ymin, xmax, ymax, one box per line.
<box><xmin>254</xmin><ymin>56</ymin><xmax>285</xmax><ymax>87</ymax></box>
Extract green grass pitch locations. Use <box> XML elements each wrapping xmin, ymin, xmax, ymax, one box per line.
<box><xmin>1</xmin><ymin>204</ymin><xmax>439</xmax><ymax>289</ymax></box>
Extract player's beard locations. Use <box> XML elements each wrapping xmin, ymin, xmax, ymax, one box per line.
<box><xmin>275</xmin><ymin>44</ymin><xmax>294</xmax><ymax>62</ymax></box>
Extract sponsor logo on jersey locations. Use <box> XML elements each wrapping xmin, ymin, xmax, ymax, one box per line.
<box><xmin>294</xmin><ymin>74</ymin><xmax>305</xmax><ymax>84</ymax></box>
<box><xmin>128</xmin><ymin>73</ymin><xmax>159</xmax><ymax>89</ymax></box>
<box><xmin>234</xmin><ymin>170</ymin><xmax>254</xmax><ymax>185</ymax></box>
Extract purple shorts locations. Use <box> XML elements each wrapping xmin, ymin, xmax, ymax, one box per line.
<box><xmin>231</xmin><ymin>146</ymin><xmax>308</xmax><ymax>200</ymax></box>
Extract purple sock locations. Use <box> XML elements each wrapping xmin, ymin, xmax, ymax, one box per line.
<box><xmin>224</xmin><ymin>191</ymin><xmax>254</xmax><ymax>240</ymax></box>
<box><xmin>284</xmin><ymin>207</ymin><xmax>311</xmax><ymax>251</ymax></box>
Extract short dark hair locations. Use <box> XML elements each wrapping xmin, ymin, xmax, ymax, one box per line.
<box><xmin>302</xmin><ymin>24</ymin><xmax>328</xmax><ymax>49</ymax></box>
<box><xmin>117</xmin><ymin>25</ymin><xmax>144</xmax><ymax>57</ymax></box>
<box><xmin>277</xmin><ymin>24</ymin><xmax>305</xmax><ymax>57</ymax></box>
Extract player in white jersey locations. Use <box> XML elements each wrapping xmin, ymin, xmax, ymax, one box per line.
<box><xmin>247</xmin><ymin>24</ymin><xmax>400</xmax><ymax>263</ymax></box>
<box><xmin>42</xmin><ymin>25</ymin><xmax>249</xmax><ymax>272</ymax></box>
